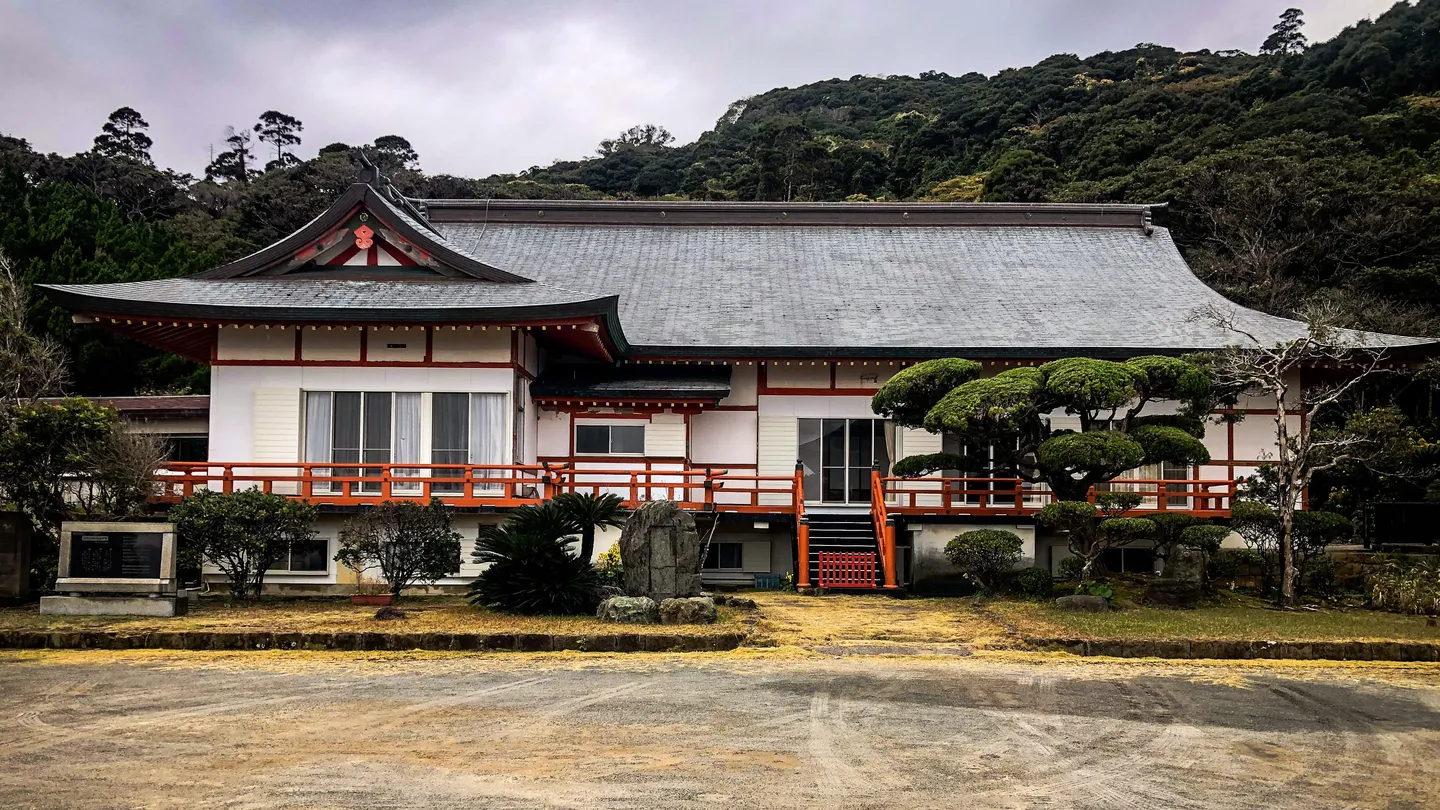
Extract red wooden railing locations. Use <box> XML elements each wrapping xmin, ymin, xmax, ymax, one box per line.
<box><xmin>876</xmin><ymin>476</ymin><xmax>1236</xmax><ymax>518</ymax></box>
<box><xmin>870</xmin><ymin>471</ymin><xmax>898</xmax><ymax>589</ymax></box>
<box><xmin>151</xmin><ymin>461</ymin><xmax>801</xmax><ymax>514</ymax></box>
<box><xmin>817</xmin><ymin>551</ymin><xmax>878</xmax><ymax>588</ymax></box>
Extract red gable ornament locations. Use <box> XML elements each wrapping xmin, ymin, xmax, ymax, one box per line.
<box><xmin>354</xmin><ymin>224</ymin><xmax>374</xmax><ymax>250</ymax></box>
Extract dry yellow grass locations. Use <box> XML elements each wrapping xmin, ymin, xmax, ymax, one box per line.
<box><xmin>0</xmin><ymin>596</ymin><xmax>742</xmax><ymax>637</ymax></box>
<box><xmin>989</xmin><ymin>599</ymin><xmax>1440</xmax><ymax>643</ymax></box>
<box><xmin>746</xmin><ymin>591</ymin><xmax>1007</xmax><ymax>646</ymax></box>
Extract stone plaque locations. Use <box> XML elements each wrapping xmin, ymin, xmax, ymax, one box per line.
<box><xmin>56</xmin><ymin>521</ymin><xmax>177</xmax><ymax>596</ymax></box>
<box><xmin>70</xmin><ymin>531</ymin><xmax>164</xmax><ymax>579</ymax></box>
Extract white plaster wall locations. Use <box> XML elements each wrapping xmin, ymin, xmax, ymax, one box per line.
<box><xmin>910</xmin><ymin>522</ymin><xmax>1037</xmax><ymax>585</ymax></box>
<box><xmin>720</xmin><ymin>364</ymin><xmax>758</xmax><ymax>406</ymax></box>
<box><xmin>301</xmin><ymin>328</ymin><xmax>362</xmax><ymax>361</ymax></box>
<box><xmin>366</xmin><ymin>327</ymin><xmax>425</xmax><ymax>362</ymax></box>
<box><xmin>765</xmin><ymin>363</ymin><xmax>830</xmax><ymax>388</ymax></box>
<box><xmin>1232</xmin><ymin>414</ymin><xmax>1301</xmax><ymax>461</ymax></box>
<box><xmin>758</xmin><ymin>395</ymin><xmax>879</xmax><ymax>419</ymax></box>
<box><xmin>209</xmin><ymin>365</ymin><xmax>518</xmax><ymax>464</ymax></box>
<box><xmin>834</xmin><ymin>363</ymin><xmax>896</xmax><ymax>389</ymax></box>
<box><xmin>216</xmin><ymin>327</ymin><xmax>294</xmax><ymax>360</ymax></box>
<box><xmin>536</xmin><ymin>409</ymin><xmax>571</xmax><ymax>458</ymax></box>
<box><xmin>691</xmin><ymin>410</ymin><xmax>758</xmax><ymax>466</ymax></box>
<box><xmin>432</xmin><ymin>327</ymin><xmax>511</xmax><ymax>362</ymax></box>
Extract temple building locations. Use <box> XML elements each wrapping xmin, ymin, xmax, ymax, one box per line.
<box><xmin>42</xmin><ymin>177</ymin><xmax>1435</xmax><ymax>594</ymax></box>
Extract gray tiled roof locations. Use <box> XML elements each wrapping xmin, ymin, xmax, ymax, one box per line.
<box><xmin>531</xmin><ymin>364</ymin><xmax>732</xmax><ymax>400</ymax></box>
<box><xmin>43</xmin><ymin>277</ymin><xmax>613</xmax><ymax>318</ymax></box>
<box><xmin>40</xmin><ymin>196</ymin><xmax>1434</xmax><ymax>356</ymax></box>
<box><xmin>438</xmin><ymin>222</ymin><xmax>1428</xmax><ymax>353</ymax></box>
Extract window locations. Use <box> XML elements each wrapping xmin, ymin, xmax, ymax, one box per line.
<box><xmin>798</xmin><ymin>419</ymin><xmax>894</xmax><ymax>503</ymax></box>
<box><xmin>269</xmin><ymin>537</ymin><xmax>328</xmax><ymax>573</ymax></box>
<box><xmin>576</xmin><ymin>424</ymin><xmax>645</xmax><ymax>455</ymax></box>
<box><xmin>1101</xmin><ymin>547</ymin><xmax>1156</xmax><ymax>575</ymax></box>
<box><xmin>303</xmin><ymin>391</ymin><xmax>505</xmax><ymax>495</ymax></box>
<box><xmin>164</xmin><ymin>435</ymin><xmax>208</xmax><ymax>462</ymax></box>
<box><xmin>703</xmin><ymin>542</ymin><xmax>744</xmax><ymax>570</ymax></box>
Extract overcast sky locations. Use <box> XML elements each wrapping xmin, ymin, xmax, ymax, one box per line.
<box><xmin>0</xmin><ymin>0</ymin><xmax>1404</xmax><ymax>178</ymax></box>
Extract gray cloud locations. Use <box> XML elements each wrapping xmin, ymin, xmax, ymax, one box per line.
<box><xmin>0</xmin><ymin>0</ymin><xmax>1402</xmax><ymax>177</ymax></box>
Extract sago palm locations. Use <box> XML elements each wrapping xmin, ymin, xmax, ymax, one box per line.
<box><xmin>553</xmin><ymin>492</ymin><xmax>627</xmax><ymax>563</ymax></box>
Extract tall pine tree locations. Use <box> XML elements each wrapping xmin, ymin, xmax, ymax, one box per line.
<box><xmin>92</xmin><ymin>107</ymin><xmax>153</xmax><ymax>165</ymax></box>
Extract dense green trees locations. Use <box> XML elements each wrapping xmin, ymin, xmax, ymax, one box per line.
<box><xmin>3</xmin><ymin>1</ymin><xmax>1440</xmax><ymax>412</ymax></box>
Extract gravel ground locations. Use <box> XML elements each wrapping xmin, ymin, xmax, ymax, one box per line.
<box><xmin>1</xmin><ymin>651</ymin><xmax>1438</xmax><ymax>809</ymax></box>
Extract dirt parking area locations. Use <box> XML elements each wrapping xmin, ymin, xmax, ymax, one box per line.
<box><xmin>2</xmin><ymin>650</ymin><xmax>1437</xmax><ymax>809</ymax></box>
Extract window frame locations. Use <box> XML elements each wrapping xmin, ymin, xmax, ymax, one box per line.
<box><xmin>702</xmin><ymin>541</ymin><xmax>745</xmax><ymax>572</ymax></box>
<box><xmin>574</xmin><ymin>423</ymin><xmax>646</xmax><ymax>456</ymax></box>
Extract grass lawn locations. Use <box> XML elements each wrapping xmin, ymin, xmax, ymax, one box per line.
<box><xmin>0</xmin><ymin>596</ymin><xmax>744</xmax><ymax>637</ymax></box>
<box><xmin>988</xmin><ymin>594</ymin><xmax>1440</xmax><ymax>643</ymax></box>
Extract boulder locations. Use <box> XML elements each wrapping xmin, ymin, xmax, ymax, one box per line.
<box><xmin>619</xmin><ymin>501</ymin><xmax>704</xmax><ymax>602</ymax></box>
<box><xmin>1163</xmin><ymin>547</ymin><xmax>1205</xmax><ymax>583</ymax></box>
<box><xmin>659</xmin><ymin>596</ymin><xmax>717</xmax><ymax>625</ymax></box>
<box><xmin>373</xmin><ymin>606</ymin><xmax>407</xmax><ymax>621</ymax></box>
<box><xmin>596</xmin><ymin>596</ymin><xmax>659</xmax><ymax>624</ymax></box>
<box><xmin>1054</xmin><ymin>595</ymin><xmax>1110</xmax><ymax>613</ymax></box>
<box><xmin>1144</xmin><ymin>579</ymin><xmax>1203</xmax><ymax>609</ymax></box>
<box><xmin>727</xmin><ymin>597</ymin><xmax>757</xmax><ymax>611</ymax></box>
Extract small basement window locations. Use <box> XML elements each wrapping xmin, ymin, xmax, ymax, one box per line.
<box><xmin>703</xmin><ymin>542</ymin><xmax>744</xmax><ymax>571</ymax></box>
<box><xmin>575</xmin><ymin>424</ymin><xmax>645</xmax><ymax>455</ymax></box>
<box><xmin>1101</xmin><ymin>547</ymin><xmax>1156</xmax><ymax>575</ymax></box>
<box><xmin>270</xmin><ymin>538</ymin><xmax>329</xmax><ymax>573</ymax></box>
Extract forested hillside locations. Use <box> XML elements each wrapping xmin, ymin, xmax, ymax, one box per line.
<box><xmin>3</xmin><ymin>2</ymin><xmax>1440</xmax><ymax>396</ymax></box>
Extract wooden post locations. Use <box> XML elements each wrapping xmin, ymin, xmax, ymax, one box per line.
<box><xmin>797</xmin><ymin>517</ymin><xmax>811</xmax><ymax>588</ymax></box>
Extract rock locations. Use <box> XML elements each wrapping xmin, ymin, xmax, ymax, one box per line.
<box><xmin>1163</xmin><ymin>547</ymin><xmax>1205</xmax><ymax>583</ymax></box>
<box><xmin>1144</xmin><ymin>579</ymin><xmax>1203</xmax><ymax>609</ymax></box>
<box><xmin>373</xmin><ymin>606</ymin><xmax>407</xmax><ymax>621</ymax></box>
<box><xmin>659</xmin><ymin>596</ymin><xmax>717</xmax><ymax>625</ymax></box>
<box><xmin>706</xmin><ymin>592</ymin><xmax>728</xmax><ymax>606</ymax></box>
<box><xmin>596</xmin><ymin>596</ymin><xmax>659</xmax><ymax>624</ymax></box>
<box><xmin>727</xmin><ymin>597</ymin><xmax>757</xmax><ymax>610</ymax></box>
<box><xmin>1054</xmin><ymin>595</ymin><xmax>1110</xmax><ymax>613</ymax></box>
<box><xmin>619</xmin><ymin>501</ymin><xmax>704</xmax><ymax>602</ymax></box>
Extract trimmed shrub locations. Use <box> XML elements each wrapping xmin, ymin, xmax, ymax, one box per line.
<box><xmin>1010</xmin><ymin>566</ymin><xmax>1054</xmax><ymax>599</ymax></box>
<box><xmin>1057</xmin><ymin>555</ymin><xmax>1086</xmax><ymax>581</ymax></box>
<box><xmin>335</xmin><ymin>498</ymin><xmax>463</xmax><ymax>601</ymax></box>
<box><xmin>943</xmin><ymin>529</ymin><xmax>1023</xmax><ymax>594</ymax></box>
<box><xmin>169</xmin><ymin>489</ymin><xmax>317</xmax><ymax>600</ymax></box>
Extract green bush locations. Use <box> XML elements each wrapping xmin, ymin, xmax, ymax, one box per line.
<box><xmin>335</xmin><ymin>499</ymin><xmax>463</xmax><ymax>601</ymax></box>
<box><xmin>1010</xmin><ymin>566</ymin><xmax>1054</xmax><ymax>598</ymax></box>
<box><xmin>943</xmin><ymin>529</ymin><xmax>1023</xmax><ymax>594</ymax></box>
<box><xmin>169</xmin><ymin>489</ymin><xmax>318</xmax><ymax>600</ymax></box>
<box><xmin>1206</xmin><ymin>548</ymin><xmax>1264</xmax><ymax>585</ymax></box>
<box><xmin>1057</xmin><ymin>556</ymin><xmax>1086</xmax><ymax>581</ymax></box>
<box><xmin>1367</xmin><ymin>556</ymin><xmax>1440</xmax><ymax>615</ymax></box>
<box><xmin>467</xmin><ymin>510</ymin><xmax>600</xmax><ymax>615</ymax></box>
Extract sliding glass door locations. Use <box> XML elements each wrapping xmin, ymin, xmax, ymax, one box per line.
<box><xmin>798</xmin><ymin>418</ymin><xmax>893</xmax><ymax>504</ymax></box>
<box><xmin>305</xmin><ymin>391</ymin><xmax>505</xmax><ymax>496</ymax></box>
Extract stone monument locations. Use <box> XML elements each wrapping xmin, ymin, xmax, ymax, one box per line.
<box><xmin>1144</xmin><ymin>547</ymin><xmax>1205</xmax><ymax>609</ymax></box>
<box><xmin>0</xmin><ymin>512</ymin><xmax>33</xmax><ymax>606</ymax></box>
<box><xmin>40</xmin><ymin>521</ymin><xmax>187</xmax><ymax>617</ymax></box>
<box><xmin>619</xmin><ymin>500</ymin><xmax>703</xmax><ymax>602</ymax></box>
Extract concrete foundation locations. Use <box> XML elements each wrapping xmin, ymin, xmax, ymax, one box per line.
<box><xmin>40</xmin><ymin>595</ymin><xmax>189</xmax><ymax>617</ymax></box>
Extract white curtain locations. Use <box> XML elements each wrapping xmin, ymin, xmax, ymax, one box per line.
<box><xmin>469</xmin><ymin>393</ymin><xmax>506</xmax><ymax>493</ymax></box>
<box><xmin>304</xmin><ymin>392</ymin><xmax>332</xmax><ymax>493</ymax></box>
<box><xmin>393</xmin><ymin>393</ymin><xmax>422</xmax><ymax>494</ymax></box>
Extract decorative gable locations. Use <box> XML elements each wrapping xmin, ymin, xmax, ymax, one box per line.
<box><xmin>193</xmin><ymin>183</ymin><xmax>530</xmax><ymax>283</ymax></box>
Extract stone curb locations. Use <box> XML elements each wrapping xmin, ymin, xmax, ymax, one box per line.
<box><xmin>1022</xmin><ymin>636</ymin><xmax>1440</xmax><ymax>662</ymax></box>
<box><xmin>0</xmin><ymin>629</ymin><xmax>748</xmax><ymax>653</ymax></box>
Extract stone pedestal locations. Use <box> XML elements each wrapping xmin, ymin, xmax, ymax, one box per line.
<box><xmin>619</xmin><ymin>501</ymin><xmax>703</xmax><ymax>602</ymax></box>
<box><xmin>40</xmin><ymin>595</ymin><xmax>188</xmax><ymax>617</ymax></box>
